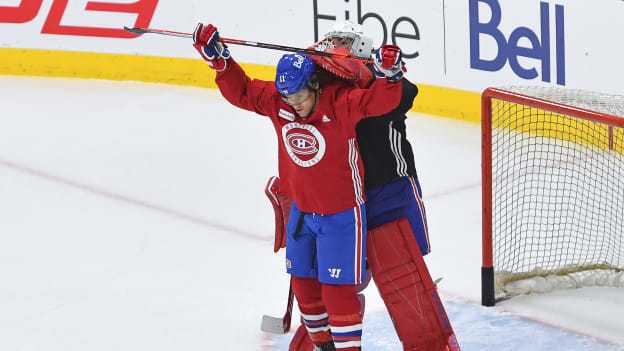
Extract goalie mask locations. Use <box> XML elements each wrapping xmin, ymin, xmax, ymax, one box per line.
<box><xmin>324</xmin><ymin>20</ymin><xmax>374</xmax><ymax>58</ymax></box>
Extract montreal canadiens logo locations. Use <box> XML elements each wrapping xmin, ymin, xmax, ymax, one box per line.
<box><xmin>281</xmin><ymin>123</ymin><xmax>326</xmax><ymax>167</ymax></box>
<box><xmin>287</xmin><ymin>133</ymin><xmax>318</xmax><ymax>155</ymax></box>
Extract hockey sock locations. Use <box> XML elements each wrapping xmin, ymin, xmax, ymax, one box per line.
<box><xmin>292</xmin><ymin>277</ymin><xmax>332</xmax><ymax>345</ymax></box>
<box><xmin>322</xmin><ymin>284</ymin><xmax>362</xmax><ymax>350</ymax></box>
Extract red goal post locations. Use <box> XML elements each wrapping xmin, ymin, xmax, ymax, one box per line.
<box><xmin>481</xmin><ymin>87</ymin><xmax>624</xmax><ymax>306</ymax></box>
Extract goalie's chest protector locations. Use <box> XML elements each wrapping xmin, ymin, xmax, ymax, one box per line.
<box><xmin>270</xmin><ymin>85</ymin><xmax>365</xmax><ymax>216</ymax></box>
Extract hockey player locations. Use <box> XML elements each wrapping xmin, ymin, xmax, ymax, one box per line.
<box><xmin>265</xmin><ymin>21</ymin><xmax>460</xmax><ymax>351</ymax></box>
<box><xmin>192</xmin><ymin>23</ymin><xmax>406</xmax><ymax>351</ymax></box>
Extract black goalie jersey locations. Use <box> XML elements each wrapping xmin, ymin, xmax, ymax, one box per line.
<box><xmin>356</xmin><ymin>77</ymin><xmax>419</xmax><ymax>190</ymax></box>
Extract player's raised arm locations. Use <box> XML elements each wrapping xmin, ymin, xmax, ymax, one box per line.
<box><xmin>192</xmin><ymin>23</ymin><xmax>276</xmax><ymax>117</ymax></box>
<box><xmin>338</xmin><ymin>45</ymin><xmax>406</xmax><ymax>124</ymax></box>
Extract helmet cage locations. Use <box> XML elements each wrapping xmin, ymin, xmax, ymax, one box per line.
<box><xmin>323</xmin><ymin>21</ymin><xmax>374</xmax><ymax>58</ymax></box>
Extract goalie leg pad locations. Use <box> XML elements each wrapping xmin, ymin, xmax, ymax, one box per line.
<box><xmin>265</xmin><ymin>176</ymin><xmax>293</xmax><ymax>253</ymax></box>
<box><xmin>367</xmin><ymin>218</ymin><xmax>460</xmax><ymax>351</ymax></box>
<box><xmin>289</xmin><ymin>323</ymin><xmax>315</xmax><ymax>351</ymax></box>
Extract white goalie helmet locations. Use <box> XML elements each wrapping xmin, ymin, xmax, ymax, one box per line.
<box><xmin>323</xmin><ymin>20</ymin><xmax>374</xmax><ymax>58</ymax></box>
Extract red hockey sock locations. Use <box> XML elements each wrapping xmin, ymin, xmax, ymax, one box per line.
<box><xmin>322</xmin><ymin>284</ymin><xmax>362</xmax><ymax>350</ymax></box>
<box><xmin>292</xmin><ymin>277</ymin><xmax>332</xmax><ymax>345</ymax></box>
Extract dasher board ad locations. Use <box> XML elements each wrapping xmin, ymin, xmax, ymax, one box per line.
<box><xmin>1</xmin><ymin>0</ymin><xmax>622</xmax><ymax>95</ymax></box>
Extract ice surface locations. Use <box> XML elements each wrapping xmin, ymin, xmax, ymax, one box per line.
<box><xmin>1</xmin><ymin>76</ymin><xmax>622</xmax><ymax>350</ymax></box>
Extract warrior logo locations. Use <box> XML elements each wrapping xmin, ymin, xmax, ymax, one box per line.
<box><xmin>282</xmin><ymin>123</ymin><xmax>326</xmax><ymax>167</ymax></box>
<box><xmin>328</xmin><ymin>268</ymin><xmax>342</xmax><ymax>278</ymax></box>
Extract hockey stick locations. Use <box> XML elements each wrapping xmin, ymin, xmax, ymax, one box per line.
<box><xmin>123</xmin><ymin>26</ymin><xmax>374</xmax><ymax>64</ymax></box>
<box><xmin>260</xmin><ymin>277</ymin><xmax>294</xmax><ymax>334</ymax></box>
<box><xmin>257</xmin><ymin>278</ymin><xmax>442</xmax><ymax>334</ymax></box>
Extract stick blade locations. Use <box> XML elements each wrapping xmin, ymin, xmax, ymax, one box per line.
<box><xmin>261</xmin><ymin>314</ymin><xmax>288</xmax><ymax>334</ymax></box>
<box><xmin>123</xmin><ymin>26</ymin><xmax>147</xmax><ymax>35</ymax></box>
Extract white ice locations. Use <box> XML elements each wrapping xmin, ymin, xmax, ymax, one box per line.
<box><xmin>0</xmin><ymin>76</ymin><xmax>623</xmax><ymax>350</ymax></box>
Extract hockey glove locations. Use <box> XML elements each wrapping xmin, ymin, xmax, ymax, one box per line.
<box><xmin>193</xmin><ymin>23</ymin><xmax>230</xmax><ymax>72</ymax></box>
<box><xmin>373</xmin><ymin>44</ymin><xmax>406</xmax><ymax>83</ymax></box>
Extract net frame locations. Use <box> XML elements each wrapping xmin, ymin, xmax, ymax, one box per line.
<box><xmin>481</xmin><ymin>87</ymin><xmax>624</xmax><ymax>306</ymax></box>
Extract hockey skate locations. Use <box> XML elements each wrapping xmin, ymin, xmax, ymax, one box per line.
<box><xmin>313</xmin><ymin>341</ymin><xmax>336</xmax><ymax>351</ymax></box>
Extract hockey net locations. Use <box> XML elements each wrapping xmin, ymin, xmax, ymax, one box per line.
<box><xmin>481</xmin><ymin>87</ymin><xmax>624</xmax><ymax>306</ymax></box>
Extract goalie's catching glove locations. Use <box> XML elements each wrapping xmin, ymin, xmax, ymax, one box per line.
<box><xmin>373</xmin><ymin>44</ymin><xmax>406</xmax><ymax>83</ymax></box>
<box><xmin>308</xmin><ymin>39</ymin><xmax>374</xmax><ymax>88</ymax></box>
<box><xmin>193</xmin><ymin>23</ymin><xmax>230</xmax><ymax>72</ymax></box>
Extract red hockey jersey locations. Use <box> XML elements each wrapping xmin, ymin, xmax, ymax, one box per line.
<box><xmin>215</xmin><ymin>59</ymin><xmax>402</xmax><ymax>215</ymax></box>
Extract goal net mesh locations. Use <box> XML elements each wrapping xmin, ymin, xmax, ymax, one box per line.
<box><xmin>489</xmin><ymin>87</ymin><xmax>624</xmax><ymax>296</ymax></box>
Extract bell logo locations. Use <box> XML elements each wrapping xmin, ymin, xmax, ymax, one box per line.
<box><xmin>469</xmin><ymin>0</ymin><xmax>566</xmax><ymax>85</ymax></box>
<box><xmin>292</xmin><ymin>54</ymin><xmax>305</xmax><ymax>68</ymax></box>
<box><xmin>328</xmin><ymin>268</ymin><xmax>342</xmax><ymax>278</ymax></box>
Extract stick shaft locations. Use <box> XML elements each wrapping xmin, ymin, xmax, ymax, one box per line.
<box><xmin>259</xmin><ymin>277</ymin><xmax>294</xmax><ymax>334</ymax></box>
<box><xmin>284</xmin><ymin>277</ymin><xmax>294</xmax><ymax>331</ymax></box>
<box><xmin>125</xmin><ymin>27</ymin><xmax>374</xmax><ymax>64</ymax></box>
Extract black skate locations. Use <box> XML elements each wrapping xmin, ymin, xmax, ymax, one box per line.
<box><xmin>313</xmin><ymin>341</ymin><xmax>336</xmax><ymax>351</ymax></box>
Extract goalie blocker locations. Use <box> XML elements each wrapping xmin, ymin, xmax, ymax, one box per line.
<box><xmin>265</xmin><ymin>177</ymin><xmax>460</xmax><ymax>351</ymax></box>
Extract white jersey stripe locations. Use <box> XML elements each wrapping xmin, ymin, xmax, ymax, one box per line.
<box><xmin>397</xmin><ymin>125</ymin><xmax>408</xmax><ymax>176</ymax></box>
<box><xmin>354</xmin><ymin>143</ymin><xmax>364</xmax><ymax>204</ymax></box>
<box><xmin>409</xmin><ymin>176</ymin><xmax>431</xmax><ymax>253</ymax></box>
<box><xmin>347</xmin><ymin>139</ymin><xmax>364</xmax><ymax>205</ymax></box>
<box><xmin>389</xmin><ymin>122</ymin><xmax>409</xmax><ymax>177</ymax></box>
<box><xmin>392</xmin><ymin>127</ymin><xmax>401</xmax><ymax>175</ymax></box>
<box><xmin>395</xmin><ymin>127</ymin><xmax>407</xmax><ymax>175</ymax></box>
<box><xmin>350</xmin><ymin>139</ymin><xmax>360</xmax><ymax>204</ymax></box>
<box><xmin>355</xmin><ymin>141</ymin><xmax>364</xmax><ymax>204</ymax></box>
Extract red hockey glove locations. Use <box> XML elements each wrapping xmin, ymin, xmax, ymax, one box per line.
<box><xmin>373</xmin><ymin>44</ymin><xmax>406</xmax><ymax>83</ymax></box>
<box><xmin>193</xmin><ymin>23</ymin><xmax>230</xmax><ymax>72</ymax></box>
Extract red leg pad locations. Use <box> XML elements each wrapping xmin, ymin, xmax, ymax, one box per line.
<box><xmin>265</xmin><ymin>176</ymin><xmax>293</xmax><ymax>253</ymax></box>
<box><xmin>367</xmin><ymin>218</ymin><xmax>460</xmax><ymax>351</ymax></box>
<box><xmin>289</xmin><ymin>323</ymin><xmax>315</xmax><ymax>351</ymax></box>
